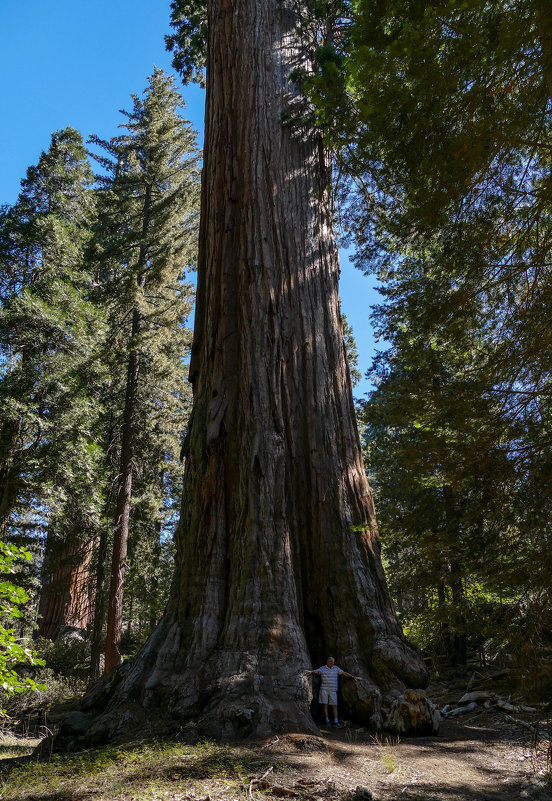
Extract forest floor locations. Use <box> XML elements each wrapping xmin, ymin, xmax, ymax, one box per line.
<box><xmin>1</xmin><ymin>680</ymin><xmax>550</xmax><ymax>801</ymax></box>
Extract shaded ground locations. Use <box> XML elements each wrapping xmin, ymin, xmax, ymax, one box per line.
<box><xmin>1</xmin><ymin>707</ymin><xmax>550</xmax><ymax>801</ymax></box>
<box><xmin>261</xmin><ymin>710</ymin><xmax>551</xmax><ymax>801</ymax></box>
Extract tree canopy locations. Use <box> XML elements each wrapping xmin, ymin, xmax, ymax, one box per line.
<box><xmin>316</xmin><ymin>0</ymin><xmax>552</xmax><ymax>681</ymax></box>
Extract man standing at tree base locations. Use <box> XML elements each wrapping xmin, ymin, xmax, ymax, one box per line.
<box><xmin>307</xmin><ymin>657</ymin><xmax>361</xmax><ymax>729</ymax></box>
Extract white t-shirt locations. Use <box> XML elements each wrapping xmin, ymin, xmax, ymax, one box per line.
<box><xmin>317</xmin><ymin>664</ymin><xmax>344</xmax><ymax>692</ymax></box>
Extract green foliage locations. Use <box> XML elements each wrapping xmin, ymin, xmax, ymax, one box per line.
<box><xmin>0</xmin><ymin>542</ymin><xmax>44</xmax><ymax>696</ymax></box>
<box><xmin>341</xmin><ymin>314</ymin><xmax>362</xmax><ymax>387</ymax></box>
<box><xmin>35</xmin><ymin>635</ymin><xmax>90</xmax><ymax>679</ymax></box>
<box><xmin>1</xmin><ymin>74</ymin><xmax>201</xmax><ymax>673</ymax></box>
<box><xmin>2</xmin><ymin>636</ymin><xmax>88</xmax><ymax>721</ymax></box>
<box><xmin>166</xmin><ymin>0</ymin><xmax>208</xmax><ymax>84</ymax></box>
<box><xmin>345</xmin><ymin>0</ymin><xmax>551</xmax><ymax>232</ymax></box>
<box><xmin>343</xmin><ymin>1</ymin><xmax>552</xmax><ymax>675</ymax></box>
<box><xmin>0</xmin><ymin>126</ymin><xmax>106</xmax><ymax>550</ymax></box>
<box><xmin>89</xmin><ymin>69</ymin><xmax>201</xmax><ymax>648</ymax></box>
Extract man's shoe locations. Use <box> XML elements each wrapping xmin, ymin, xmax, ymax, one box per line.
<box><xmin>333</xmin><ymin>722</ymin><xmax>342</xmax><ymax>728</ymax></box>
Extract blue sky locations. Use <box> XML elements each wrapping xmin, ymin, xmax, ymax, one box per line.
<box><xmin>1</xmin><ymin>0</ymin><xmax>381</xmax><ymax>396</ymax></box>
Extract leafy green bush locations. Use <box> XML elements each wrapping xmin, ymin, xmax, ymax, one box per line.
<box><xmin>0</xmin><ymin>542</ymin><xmax>44</xmax><ymax>696</ymax></box>
<box><xmin>400</xmin><ymin>580</ymin><xmax>517</xmax><ymax>665</ymax></box>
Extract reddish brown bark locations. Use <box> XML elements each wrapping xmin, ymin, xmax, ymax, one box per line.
<box><xmin>38</xmin><ymin>536</ymin><xmax>93</xmax><ymax>638</ymax></box>
<box><xmin>0</xmin><ymin>419</ymin><xmax>23</xmax><ymax>534</ymax></box>
<box><xmin>98</xmin><ymin>0</ymin><xmax>427</xmax><ymax>739</ymax></box>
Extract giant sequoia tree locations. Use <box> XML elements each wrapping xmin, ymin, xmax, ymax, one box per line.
<box><xmin>93</xmin><ymin>0</ymin><xmax>427</xmax><ymax>739</ymax></box>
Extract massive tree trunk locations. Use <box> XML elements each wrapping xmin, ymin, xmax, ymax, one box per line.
<box><xmin>95</xmin><ymin>0</ymin><xmax>427</xmax><ymax>739</ymax></box>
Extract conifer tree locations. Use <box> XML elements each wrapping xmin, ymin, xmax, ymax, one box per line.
<box><xmin>323</xmin><ymin>0</ymin><xmax>552</xmax><ymax>676</ymax></box>
<box><xmin>0</xmin><ymin>128</ymin><xmax>105</xmax><ymax>635</ymax></box>
<box><xmin>89</xmin><ymin>69</ymin><xmax>200</xmax><ymax>673</ymax></box>
<box><xmin>341</xmin><ymin>315</ymin><xmax>362</xmax><ymax>388</ymax></box>
<box><xmin>359</xmin><ymin>295</ymin><xmax>520</xmax><ymax>664</ymax></box>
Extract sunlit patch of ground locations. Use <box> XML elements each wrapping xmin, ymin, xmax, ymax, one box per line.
<box><xmin>0</xmin><ymin>734</ymin><xmax>41</xmax><ymax>760</ymax></box>
<box><xmin>0</xmin><ymin>717</ymin><xmax>550</xmax><ymax>801</ymax></box>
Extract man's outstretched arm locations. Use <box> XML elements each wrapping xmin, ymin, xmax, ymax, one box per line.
<box><xmin>341</xmin><ymin>671</ymin><xmax>362</xmax><ymax>681</ymax></box>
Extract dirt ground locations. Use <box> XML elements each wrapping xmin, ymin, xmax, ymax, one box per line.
<box><xmin>249</xmin><ymin>708</ymin><xmax>551</xmax><ymax>801</ymax></box>
<box><xmin>1</xmin><ymin>686</ymin><xmax>551</xmax><ymax>801</ymax></box>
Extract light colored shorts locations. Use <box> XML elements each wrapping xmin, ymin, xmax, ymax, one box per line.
<box><xmin>319</xmin><ymin>689</ymin><xmax>337</xmax><ymax>705</ymax></box>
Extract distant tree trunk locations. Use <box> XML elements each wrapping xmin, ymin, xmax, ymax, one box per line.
<box><xmin>436</xmin><ymin>580</ymin><xmax>451</xmax><ymax>658</ymax></box>
<box><xmin>38</xmin><ymin>533</ymin><xmax>93</xmax><ymax>638</ymax></box>
<box><xmin>89</xmin><ymin>520</ymin><xmax>109</xmax><ymax>681</ymax></box>
<box><xmin>0</xmin><ymin>419</ymin><xmax>21</xmax><ymax>534</ymax></box>
<box><xmin>104</xmin><ymin>308</ymin><xmax>142</xmax><ymax>673</ymax></box>
<box><xmin>443</xmin><ymin>487</ymin><xmax>467</xmax><ymax>667</ymax></box>
<box><xmin>97</xmin><ymin>0</ymin><xmax>427</xmax><ymax>739</ymax></box>
<box><xmin>449</xmin><ymin>563</ymin><xmax>467</xmax><ymax>667</ymax></box>
<box><xmin>127</xmin><ymin>591</ymin><xmax>133</xmax><ymax>637</ymax></box>
<box><xmin>148</xmin><ymin>521</ymin><xmax>162</xmax><ymax>631</ymax></box>
<box><xmin>104</xmin><ymin>189</ymin><xmax>151</xmax><ymax>674</ymax></box>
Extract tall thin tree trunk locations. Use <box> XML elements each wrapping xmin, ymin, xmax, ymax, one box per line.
<box><xmin>449</xmin><ymin>563</ymin><xmax>467</xmax><ymax>667</ymax></box>
<box><xmin>104</xmin><ymin>307</ymin><xmax>142</xmax><ymax>673</ymax></box>
<box><xmin>90</xmin><ymin>519</ymin><xmax>109</xmax><ymax>681</ymax></box>
<box><xmin>443</xmin><ymin>487</ymin><xmax>467</xmax><ymax>666</ymax></box>
<box><xmin>148</xmin><ymin>520</ymin><xmax>162</xmax><ymax>631</ymax></box>
<box><xmin>1</xmin><ymin>350</ymin><xmax>43</xmax><ymax>534</ymax></box>
<box><xmin>127</xmin><ymin>591</ymin><xmax>133</xmax><ymax>637</ymax></box>
<box><xmin>104</xmin><ymin>188</ymin><xmax>152</xmax><ymax>674</ymax></box>
<box><xmin>92</xmin><ymin>0</ymin><xmax>427</xmax><ymax>739</ymax></box>
<box><xmin>0</xmin><ymin>419</ymin><xmax>21</xmax><ymax>534</ymax></box>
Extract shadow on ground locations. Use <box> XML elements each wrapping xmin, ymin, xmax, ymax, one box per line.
<box><xmin>0</xmin><ymin>718</ymin><xmax>548</xmax><ymax>801</ymax></box>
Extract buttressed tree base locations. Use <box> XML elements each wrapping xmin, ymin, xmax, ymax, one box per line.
<box><xmin>88</xmin><ymin>0</ymin><xmax>428</xmax><ymax>740</ymax></box>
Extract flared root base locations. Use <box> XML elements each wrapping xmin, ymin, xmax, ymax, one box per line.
<box><xmin>56</xmin><ymin>610</ymin><xmax>429</xmax><ymax>748</ymax></box>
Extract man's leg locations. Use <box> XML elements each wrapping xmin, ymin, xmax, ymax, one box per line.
<box><xmin>331</xmin><ymin>703</ymin><xmax>341</xmax><ymax>727</ymax></box>
<box><xmin>322</xmin><ymin>698</ymin><xmax>331</xmax><ymax>729</ymax></box>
